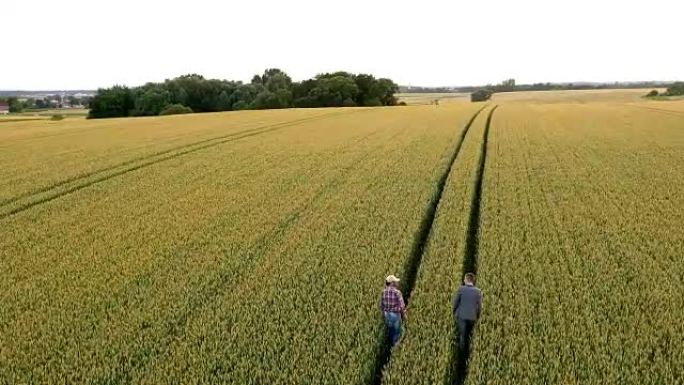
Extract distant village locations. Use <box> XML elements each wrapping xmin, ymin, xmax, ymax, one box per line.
<box><xmin>0</xmin><ymin>90</ymin><xmax>95</xmax><ymax>114</ymax></box>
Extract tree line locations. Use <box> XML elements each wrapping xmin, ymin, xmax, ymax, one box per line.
<box><xmin>88</xmin><ymin>69</ymin><xmax>399</xmax><ymax>119</ymax></box>
<box><xmin>666</xmin><ymin>82</ymin><xmax>684</xmax><ymax>96</ymax></box>
<box><xmin>461</xmin><ymin>79</ymin><xmax>678</xmax><ymax>93</ymax></box>
<box><xmin>647</xmin><ymin>82</ymin><xmax>684</xmax><ymax>97</ymax></box>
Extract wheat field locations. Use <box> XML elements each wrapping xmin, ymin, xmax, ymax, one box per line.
<box><xmin>1</xmin><ymin>90</ymin><xmax>683</xmax><ymax>384</ymax></box>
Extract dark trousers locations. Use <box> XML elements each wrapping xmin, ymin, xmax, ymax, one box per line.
<box><xmin>457</xmin><ymin>318</ymin><xmax>475</xmax><ymax>353</ymax></box>
<box><xmin>454</xmin><ymin>318</ymin><xmax>476</xmax><ymax>382</ymax></box>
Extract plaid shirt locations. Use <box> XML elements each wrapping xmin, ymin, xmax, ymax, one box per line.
<box><xmin>380</xmin><ymin>286</ymin><xmax>405</xmax><ymax>313</ymax></box>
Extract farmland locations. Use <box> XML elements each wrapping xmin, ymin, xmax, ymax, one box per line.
<box><xmin>0</xmin><ymin>109</ymin><xmax>89</xmax><ymax>124</ymax></box>
<box><xmin>467</xmin><ymin>101</ymin><xmax>684</xmax><ymax>384</ymax></box>
<box><xmin>384</xmin><ymin>93</ymin><xmax>684</xmax><ymax>384</ymax></box>
<box><xmin>396</xmin><ymin>93</ymin><xmax>469</xmax><ymax>105</ymax></box>
<box><xmin>1</xmin><ymin>104</ymin><xmax>483</xmax><ymax>383</ymax></box>
<box><xmin>1</xmin><ymin>90</ymin><xmax>683</xmax><ymax>384</ymax></box>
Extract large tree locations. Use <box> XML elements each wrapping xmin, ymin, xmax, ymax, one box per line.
<box><xmin>88</xmin><ymin>86</ymin><xmax>135</xmax><ymax>118</ymax></box>
<box><xmin>665</xmin><ymin>82</ymin><xmax>684</xmax><ymax>96</ymax></box>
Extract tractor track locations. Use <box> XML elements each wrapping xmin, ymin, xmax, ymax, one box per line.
<box><xmin>370</xmin><ymin>105</ymin><xmax>488</xmax><ymax>385</ymax></box>
<box><xmin>624</xmin><ymin>104</ymin><xmax>684</xmax><ymax>118</ymax></box>
<box><xmin>448</xmin><ymin>105</ymin><xmax>498</xmax><ymax>385</ymax></box>
<box><xmin>84</xmin><ymin>122</ymin><xmax>402</xmax><ymax>384</ymax></box>
<box><xmin>0</xmin><ymin>110</ymin><xmax>363</xmax><ymax>220</ymax></box>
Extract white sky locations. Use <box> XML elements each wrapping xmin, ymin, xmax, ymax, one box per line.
<box><xmin>1</xmin><ymin>0</ymin><xmax>682</xmax><ymax>90</ymax></box>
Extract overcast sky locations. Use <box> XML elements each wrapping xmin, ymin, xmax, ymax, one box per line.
<box><xmin>2</xmin><ymin>0</ymin><xmax>682</xmax><ymax>90</ymax></box>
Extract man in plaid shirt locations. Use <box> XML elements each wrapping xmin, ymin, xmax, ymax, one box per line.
<box><xmin>380</xmin><ymin>275</ymin><xmax>406</xmax><ymax>347</ymax></box>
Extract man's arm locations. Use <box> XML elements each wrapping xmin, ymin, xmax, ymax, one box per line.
<box><xmin>452</xmin><ymin>288</ymin><xmax>461</xmax><ymax>316</ymax></box>
<box><xmin>476</xmin><ymin>291</ymin><xmax>483</xmax><ymax>320</ymax></box>
<box><xmin>398</xmin><ymin>291</ymin><xmax>407</xmax><ymax>319</ymax></box>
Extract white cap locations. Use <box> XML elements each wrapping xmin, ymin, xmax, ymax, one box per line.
<box><xmin>385</xmin><ymin>275</ymin><xmax>401</xmax><ymax>283</ymax></box>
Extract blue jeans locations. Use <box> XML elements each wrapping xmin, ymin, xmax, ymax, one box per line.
<box><xmin>384</xmin><ymin>311</ymin><xmax>402</xmax><ymax>347</ymax></box>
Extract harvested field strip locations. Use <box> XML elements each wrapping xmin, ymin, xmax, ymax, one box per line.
<box><xmin>0</xmin><ymin>110</ymin><xmax>358</xmax><ymax>219</ymax></box>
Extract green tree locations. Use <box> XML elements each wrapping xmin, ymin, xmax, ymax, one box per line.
<box><xmin>309</xmin><ymin>75</ymin><xmax>359</xmax><ymax>107</ymax></box>
<box><xmin>249</xmin><ymin>69</ymin><xmax>293</xmax><ymax>107</ymax></box>
<box><xmin>293</xmin><ymin>79</ymin><xmax>319</xmax><ymax>107</ymax></box>
<box><xmin>252</xmin><ymin>89</ymin><xmax>290</xmax><ymax>109</ymax></box>
<box><xmin>87</xmin><ymin>69</ymin><xmax>400</xmax><ymax>118</ymax></box>
<box><xmin>352</xmin><ymin>73</ymin><xmax>376</xmax><ymax>106</ymax></box>
<box><xmin>665</xmin><ymin>82</ymin><xmax>684</xmax><ymax>96</ymax></box>
<box><xmin>131</xmin><ymin>86</ymin><xmax>171</xmax><ymax>116</ymax></box>
<box><xmin>88</xmin><ymin>86</ymin><xmax>135</xmax><ymax>119</ymax></box>
<box><xmin>217</xmin><ymin>90</ymin><xmax>232</xmax><ymax>110</ymax></box>
<box><xmin>7</xmin><ymin>97</ymin><xmax>25</xmax><ymax>113</ymax></box>
<box><xmin>232</xmin><ymin>84</ymin><xmax>258</xmax><ymax>109</ymax></box>
<box><xmin>36</xmin><ymin>98</ymin><xmax>50</xmax><ymax>109</ymax></box>
<box><xmin>471</xmin><ymin>89</ymin><xmax>493</xmax><ymax>102</ymax></box>
<box><xmin>159</xmin><ymin>104</ymin><xmax>193</xmax><ymax>115</ymax></box>
<box><xmin>68</xmin><ymin>95</ymin><xmax>80</xmax><ymax>107</ymax></box>
<box><xmin>373</xmin><ymin>78</ymin><xmax>399</xmax><ymax>106</ymax></box>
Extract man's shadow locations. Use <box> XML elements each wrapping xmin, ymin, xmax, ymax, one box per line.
<box><xmin>445</xmin><ymin>324</ymin><xmax>473</xmax><ymax>385</ymax></box>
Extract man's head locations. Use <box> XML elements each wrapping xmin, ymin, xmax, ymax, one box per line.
<box><xmin>464</xmin><ymin>273</ymin><xmax>476</xmax><ymax>285</ymax></box>
<box><xmin>385</xmin><ymin>275</ymin><xmax>400</xmax><ymax>287</ymax></box>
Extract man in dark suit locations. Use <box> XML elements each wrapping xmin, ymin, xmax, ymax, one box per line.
<box><xmin>453</xmin><ymin>272</ymin><xmax>483</xmax><ymax>353</ymax></box>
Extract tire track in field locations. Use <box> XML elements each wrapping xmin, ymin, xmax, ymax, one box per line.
<box><xmin>371</xmin><ymin>105</ymin><xmax>487</xmax><ymax>385</ymax></box>
<box><xmin>0</xmin><ymin>110</ymin><xmax>364</xmax><ymax>220</ymax></box>
<box><xmin>86</xmin><ymin>124</ymin><xmax>400</xmax><ymax>384</ymax></box>
<box><xmin>448</xmin><ymin>105</ymin><xmax>498</xmax><ymax>385</ymax></box>
<box><xmin>624</xmin><ymin>104</ymin><xmax>684</xmax><ymax>118</ymax></box>
<box><xmin>0</xmin><ymin>110</ymin><xmax>347</xmax><ymax>207</ymax></box>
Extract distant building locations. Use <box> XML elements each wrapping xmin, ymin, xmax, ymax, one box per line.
<box><xmin>0</xmin><ymin>102</ymin><xmax>9</xmax><ymax>114</ymax></box>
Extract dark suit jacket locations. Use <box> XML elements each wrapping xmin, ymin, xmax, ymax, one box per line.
<box><xmin>453</xmin><ymin>284</ymin><xmax>482</xmax><ymax>321</ymax></box>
